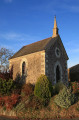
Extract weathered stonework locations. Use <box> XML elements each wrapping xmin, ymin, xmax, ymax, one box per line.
<box><xmin>9</xmin><ymin>50</ymin><xmax>45</xmax><ymax>84</ymax></box>
<box><xmin>45</xmin><ymin>38</ymin><xmax>68</xmax><ymax>85</ymax></box>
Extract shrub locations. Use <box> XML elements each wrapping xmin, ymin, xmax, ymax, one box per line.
<box><xmin>25</xmin><ymin>95</ymin><xmax>44</xmax><ymax>110</ymax></box>
<box><xmin>0</xmin><ymin>78</ymin><xmax>14</xmax><ymax>95</ymax></box>
<box><xmin>0</xmin><ymin>97</ymin><xmax>4</xmax><ymax>107</ymax></box>
<box><xmin>15</xmin><ymin>73</ymin><xmax>22</xmax><ymax>83</ymax></box>
<box><xmin>54</xmin><ymin>86</ymin><xmax>75</xmax><ymax>108</ymax></box>
<box><xmin>14</xmin><ymin>101</ymin><xmax>26</xmax><ymax>117</ymax></box>
<box><xmin>0</xmin><ymin>78</ymin><xmax>20</xmax><ymax>96</ymax></box>
<box><xmin>21</xmin><ymin>83</ymin><xmax>34</xmax><ymax>99</ymax></box>
<box><xmin>0</xmin><ymin>93</ymin><xmax>20</xmax><ymax>110</ymax></box>
<box><xmin>0</xmin><ymin>73</ymin><xmax>6</xmax><ymax>80</ymax></box>
<box><xmin>53</xmin><ymin>82</ymin><xmax>66</xmax><ymax>95</ymax></box>
<box><xmin>76</xmin><ymin>106</ymin><xmax>79</xmax><ymax>111</ymax></box>
<box><xmin>4</xmin><ymin>94</ymin><xmax>19</xmax><ymax>110</ymax></box>
<box><xmin>15</xmin><ymin>73</ymin><xmax>26</xmax><ymax>84</ymax></box>
<box><xmin>34</xmin><ymin>75</ymin><xmax>53</xmax><ymax>104</ymax></box>
<box><xmin>70</xmin><ymin>81</ymin><xmax>79</xmax><ymax>94</ymax></box>
<box><xmin>13</xmin><ymin>81</ymin><xmax>23</xmax><ymax>94</ymax></box>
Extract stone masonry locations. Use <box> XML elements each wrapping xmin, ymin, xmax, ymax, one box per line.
<box><xmin>9</xmin><ymin>50</ymin><xmax>46</xmax><ymax>84</ymax></box>
<box><xmin>9</xmin><ymin>16</ymin><xmax>69</xmax><ymax>85</ymax></box>
<box><xmin>45</xmin><ymin>38</ymin><xmax>68</xmax><ymax>85</ymax></box>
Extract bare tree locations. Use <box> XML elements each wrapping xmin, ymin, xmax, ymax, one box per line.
<box><xmin>0</xmin><ymin>47</ymin><xmax>14</xmax><ymax>72</ymax></box>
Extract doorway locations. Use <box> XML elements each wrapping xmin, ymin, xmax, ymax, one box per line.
<box><xmin>56</xmin><ymin>65</ymin><xmax>60</xmax><ymax>82</ymax></box>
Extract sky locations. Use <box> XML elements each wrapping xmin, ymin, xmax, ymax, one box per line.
<box><xmin>0</xmin><ymin>0</ymin><xmax>79</xmax><ymax>68</ymax></box>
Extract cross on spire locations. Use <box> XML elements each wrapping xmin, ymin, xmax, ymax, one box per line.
<box><xmin>52</xmin><ymin>16</ymin><xmax>59</xmax><ymax>38</ymax></box>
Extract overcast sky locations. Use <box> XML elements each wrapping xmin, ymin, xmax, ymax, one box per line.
<box><xmin>0</xmin><ymin>0</ymin><xmax>79</xmax><ymax>68</ymax></box>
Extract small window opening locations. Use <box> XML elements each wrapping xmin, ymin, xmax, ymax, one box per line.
<box><xmin>22</xmin><ymin>61</ymin><xmax>26</xmax><ymax>76</ymax></box>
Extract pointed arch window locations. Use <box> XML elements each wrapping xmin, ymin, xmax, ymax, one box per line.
<box><xmin>22</xmin><ymin>61</ymin><xmax>26</xmax><ymax>76</ymax></box>
<box><xmin>56</xmin><ymin>65</ymin><xmax>60</xmax><ymax>83</ymax></box>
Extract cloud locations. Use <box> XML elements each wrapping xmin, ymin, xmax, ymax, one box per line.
<box><xmin>58</xmin><ymin>1</ymin><xmax>79</xmax><ymax>13</ymax></box>
<box><xmin>0</xmin><ymin>33</ymin><xmax>23</xmax><ymax>41</ymax></box>
<box><xmin>0</xmin><ymin>32</ymin><xmax>41</xmax><ymax>53</ymax></box>
<box><xmin>4</xmin><ymin>0</ymin><xmax>13</xmax><ymax>3</ymax></box>
<box><xmin>30</xmin><ymin>0</ymin><xmax>79</xmax><ymax>13</ymax></box>
<box><xmin>0</xmin><ymin>32</ymin><xmax>40</xmax><ymax>42</ymax></box>
<box><xmin>61</xmin><ymin>4</ymin><xmax>79</xmax><ymax>13</ymax></box>
<box><xmin>69</xmin><ymin>6</ymin><xmax>79</xmax><ymax>13</ymax></box>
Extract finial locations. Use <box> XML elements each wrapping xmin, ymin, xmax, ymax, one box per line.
<box><xmin>52</xmin><ymin>16</ymin><xmax>59</xmax><ymax>38</ymax></box>
<box><xmin>54</xmin><ymin>15</ymin><xmax>56</xmax><ymax>18</ymax></box>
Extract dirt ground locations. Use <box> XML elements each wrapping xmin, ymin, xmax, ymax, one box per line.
<box><xmin>0</xmin><ymin>116</ymin><xmax>79</xmax><ymax>120</ymax></box>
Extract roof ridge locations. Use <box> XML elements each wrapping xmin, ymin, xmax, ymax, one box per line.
<box><xmin>9</xmin><ymin>36</ymin><xmax>55</xmax><ymax>59</ymax></box>
<box><xmin>23</xmin><ymin>37</ymin><xmax>52</xmax><ymax>47</ymax></box>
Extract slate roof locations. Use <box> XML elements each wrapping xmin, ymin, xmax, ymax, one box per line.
<box><xmin>9</xmin><ymin>35</ymin><xmax>68</xmax><ymax>60</ymax></box>
<box><xmin>10</xmin><ymin>37</ymin><xmax>57</xmax><ymax>59</ymax></box>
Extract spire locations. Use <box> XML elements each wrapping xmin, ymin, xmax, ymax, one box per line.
<box><xmin>52</xmin><ymin>16</ymin><xmax>59</xmax><ymax>38</ymax></box>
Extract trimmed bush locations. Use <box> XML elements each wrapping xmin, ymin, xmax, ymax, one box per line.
<box><xmin>53</xmin><ymin>81</ymin><xmax>66</xmax><ymax>95</ymax></box>
<box><xmin>34</xmin><ymin>75</ymin><xmax>53</xmax><ymax>103</ymax></box>
<box><xmin>54</xmin><ymin>86</ymin><xmax>75</xmax><ymax>108</ymax></box>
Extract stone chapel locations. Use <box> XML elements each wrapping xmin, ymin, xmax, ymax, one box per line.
<box><xmin>9</xmin><ymin>17</ymin><xmax>69</xmax><ymax>85</ymax></box>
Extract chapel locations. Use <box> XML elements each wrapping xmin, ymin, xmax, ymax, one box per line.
<box><xmin>9</xmin><ymin>17</ymin><xmax>69</xmax><ymax>85</ymax></box>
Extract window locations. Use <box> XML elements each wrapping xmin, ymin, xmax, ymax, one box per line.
<box><xmin>22</xmin><ymin>61</ymin><xmax>26</xmax><ymax>76</ymax></box>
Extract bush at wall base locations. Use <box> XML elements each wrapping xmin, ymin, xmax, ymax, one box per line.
<box><xmin>54</xmin><ymin>86</ymin><xmax>75</xmax><ymax>108</ymax></box>
<box><xmin>52</xmin><ymin>81</ymin><xmax>66</xmax><ymax>95</ymax></box>
<box><xmin>34</xmin><ymin>74</ymin><xmax>53</xmax><ymax>105</ymax></box>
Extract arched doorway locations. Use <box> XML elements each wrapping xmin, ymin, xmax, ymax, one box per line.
<box><xmin>56</xmin><ymin>65</ymin><xmax>60</xmax><ymax>83</ymax></box>
<box><xmin>54</xmin><ymin>61</ymin><xmax>62</xmax><ymax>84</ymax></box>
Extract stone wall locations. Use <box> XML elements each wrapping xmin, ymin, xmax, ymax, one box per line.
<box><xmin>9</xmin><ymin>38</ymin><xmax>68</xmax><ymax>85</ymax></box>
<box><xmin>45</xmin><ymin>39</ymin><xmax>68</xmax><ymax>85</ymax></box>
<box><xmin>9</xmin><ymin>50</ymin><xmax>45</xmax><ymax>84</ymax></box>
